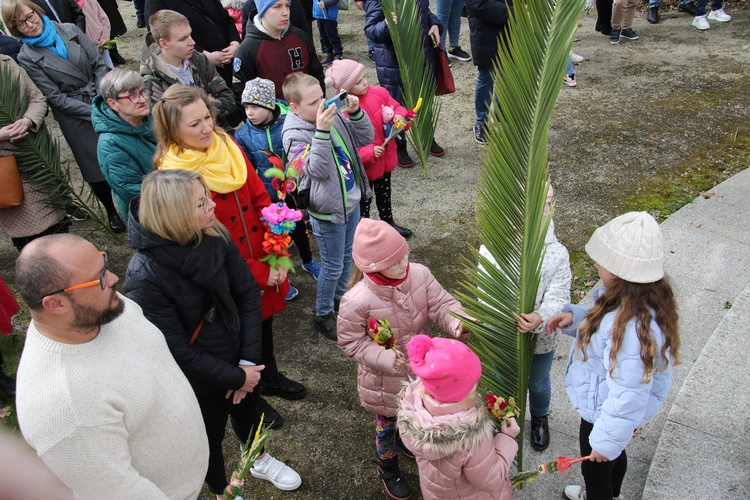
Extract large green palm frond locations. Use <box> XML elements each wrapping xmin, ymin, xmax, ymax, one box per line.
<box><xmin>378</xmin><ymin>0</ymin><xmax>439</xmax><ymax>178</ymax></box>
<box><xmin>0</xmin><ymin>64</ymin><xmax>117</xmax><ymax>239</ymax></box>
<box><xmin>456</xmin><ymin>0</ymin><xmax>583</xmax><ymax>471</ymax></box>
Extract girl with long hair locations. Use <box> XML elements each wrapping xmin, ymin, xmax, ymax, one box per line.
<box><xmin>548</xmin><ymin>212</ymin><xmax>681</xmax><ymax>500</ymax></box>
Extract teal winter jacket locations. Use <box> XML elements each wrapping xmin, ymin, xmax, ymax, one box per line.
<box><xmin>92</xmin><ymin>94</ymin><xmax>157</xmax><ymax>220</ymax></box>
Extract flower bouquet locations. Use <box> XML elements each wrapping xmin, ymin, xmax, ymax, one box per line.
<box><xmin>484</xmin><ymin>393</ymin><xmax>521</xmax><ymax>422</ymax></box>
<box><xmin>511</xmin><ymin>455</ymin><xmax>590</xmax><ymax>488</ymax></box>
<box><xmin>382</xmin><ymin>98</ymin><xmax>423</xmax><ymax>147</ymax></box>
<box><xmin>224</xmin><ymin>415</ymin><xmax>273</xmax><ymax>499</ymax></box>
<box><xmin>368</xmin><ymin>317</ymin><xmax>403</xmax><ymax>359</ymax></box>
<box><xmin>259</xmin><ymin>145</ymin><xmax>309</xmax><ymax>281</ymax></box>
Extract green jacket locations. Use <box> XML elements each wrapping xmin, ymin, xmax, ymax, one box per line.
<box><xmin>91</xmin><ymin>94</ymin><xmax>157</xmax><ymax>220</ymax></box>
<box><xmin>140</xmin><ymin>32</ymin><xmax>235</xmax><ymax>119</ymax></box>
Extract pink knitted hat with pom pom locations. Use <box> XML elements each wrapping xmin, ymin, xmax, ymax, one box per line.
<box><xmin>324</xmin><ymin>59</ymin><xmax>365</xmax><ymax>92</ymax></box>
<box><xmin>406</xmin><ymin>335</ymin><xmax>482</xmax><ymax>403</ymax></box>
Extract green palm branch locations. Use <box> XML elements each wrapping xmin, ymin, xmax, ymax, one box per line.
<box><xmin>455</xmin><ymin>0</ymin><xmax>584</xmax><ymax>471</ymax></box>
<box><xmin>378</xmin><ymin>0</ymin><xmax>439</xmax><ymax>178</ymax></box>
<box><xmin>0</xmin><ymin>64</ymin><xmax>118</xmax><ymax>239</ymax></box>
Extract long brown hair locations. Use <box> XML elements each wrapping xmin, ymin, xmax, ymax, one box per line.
<box><xmin>348</xmin><ymin>267</ymin><xmax>364</xmax><ymax>289</ymax></box>
<box><xmin>575</xmin><ymin>275</ymin><xmax>680</xmax><ymax>383</ymax></box>
<box><xmin>151</xmin><ymin>85</ymin><xmax>226</xmax><ymax>168</ymax></box>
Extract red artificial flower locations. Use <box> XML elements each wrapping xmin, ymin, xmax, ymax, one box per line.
<box><xmin>499</xmin><ymin>400</ymin><xmax>509</xmax><ymax>410</ymax></box>
<box><xmin>485</xmin><ymin>394</ymin><xmax>497</xmax><ymax>407</ymax></box>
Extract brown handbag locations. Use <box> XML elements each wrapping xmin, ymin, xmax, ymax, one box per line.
<box><xmin>433</xmin><ymin>40</ymin><xmax>456</xmax><ymax>96</ymax></box>
<box><xmin>0</xmin><ymin>155</ymin><xmax>23</xmax><ymax>209</ymax></box>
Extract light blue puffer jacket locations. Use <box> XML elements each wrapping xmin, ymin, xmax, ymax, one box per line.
<box><xmin>562</xmin><ymin>288</ymin><xmax>674</xmax><ymax>460</ymax></box>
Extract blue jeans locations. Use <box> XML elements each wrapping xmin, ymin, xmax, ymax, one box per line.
<box><xmin>528</xmin><ymin>350</ymin><xmax>555</xmax><ymax>417</ymax></box>
<box><xmin>695</xmin><ymin>0</ymin><xmax>722</xmax><ymax>15</ymax></box>
<box><xmin>649</xmin><ymin>0</ymin><xmax>696</xmax><ymax>7</ymax></box>
<box><xmin>475</xmin><ymin>64</ymin><xmax>496</xmax><ymax>126</ymax></box>
<box><xmin>566</xmin><ymin>58</ymin><xmax>574</xmax><ymax>76</ymax></box>
<box><xmin>311</xmin><ymin>204</ymin><xmax>360</xmax><ymax>316</ymax></box>
<box><xmin>435</xmin><ymin>0</ymin><xmax>465</xmax><ymax>48</ymax></box>
<box><xmin>367</xmin><ymin>37</ymin><xmax>374</xmax><ymax>52</ymax></box>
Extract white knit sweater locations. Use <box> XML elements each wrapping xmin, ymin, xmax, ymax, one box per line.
<box><xmin>16</xmin><ymin>294</ymin><xmax>209</xmax><ymax>500</ymax></box>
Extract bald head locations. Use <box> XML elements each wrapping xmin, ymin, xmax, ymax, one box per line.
<box><xmin>15</xmin><ymin>234</ymin><xmax>87</xmax><ymax>310</ymax></box>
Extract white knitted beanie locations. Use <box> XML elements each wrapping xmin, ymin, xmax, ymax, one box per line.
<box><xmin>585</xmin><ymin>212</ymin><xmax>664</xmax><ymax>283</ymax></box>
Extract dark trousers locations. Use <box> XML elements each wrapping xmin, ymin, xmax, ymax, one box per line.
<box><xmin>260</xmin><ymin>316</ymin><xmax>278</xmax><ymax>380</ymax></box>
<box><xmin>195</xmin><ymin>388</ymin><xmax>261</xmax><ymax>494</ymax></box>
<box><xmin>596</xmin><ymin>0</ymin><xmax>613</xmax><ymax>33</ymax></box>
<box><xmin>287</xmin><ymin>195</ymin><xmax>313</xmax><ymax>263</ymax></box>
<box><xmin>362</xmin><ymin>171</ymin><xmax>394</xmax><ymax>223</ymax></box>
<box><xmin>317</xmin><ymin>18</ymin><xmax>343</xmax><ymax>57</ymax></box>
<box><xmin>579</xmin><ymin>419</ymin><xmax>628</xmax><ymax>499</ymax></box>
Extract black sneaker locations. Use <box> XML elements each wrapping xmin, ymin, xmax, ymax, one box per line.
<box><xmin>260</xmin><ymin>372</ymin><xmax>307</xmax><ymax>400</ymax></box>
<box><xmin>256</xmin><ymin>396</ymin><xmax>284</xmax><ymax>429</ymax></box>
<box><xmin>108</xmin><ymin>213</ymin><xmax>126</xmax><ymax>233</ymax></box>
<box><xmin>474</xmin><ymin>124</ymin><xmax>487</xmax><ymax>144</ymax></box>
<box><xmin>136</xmin><ymin>16</ymin><xmax>146</xmax><ymax>28</ymax></box>
<box><xmin>447</xmin><ymin>46</ymin><xmax>471</xmax><ymax>62</ymax></box>
<box><xmin>65</xmin><ymin>203</ymin><xmax>90</xmax><ymax>221</ymax></box>
<box><xmin>368</xmin><ymin>50</ymin><xmax>375</xmax><ymax>63</ymax></box>
<box><xmin>620</xmin><ymin>28</ymin><xmax>639</xmax><ymax>40</ymax></box>
<box><xmin>376</xmin><ymin>460</ymin><xmax>411</xmax><ymax>500</ymax></box>
<box><xmin>319</xmin><ymin>54</ymin><xmax>333</xmax><ymax>66</ymax></box>
<box><xmin>610</xmin><ymin>29</ymin><xmax>622</xmax><ymax>45</ymax></box>
<box><xmin>429</xmin><ymin>139</ymin><xmax>445</xmax><ymax>157</ymax></box>
<box><xmin>396</xmin><ymin>141</ymin><xmax>414</xmax><ymax>168</ymax></box>
<box><xmin>678</xmin><ymin>1</ymin><xmax>697</xmax><ymax>15</ymax></box>
<box><xmin>313</xmin><ymin>312</ymin><xmax>337</xmax><ymax>340</ymax></box>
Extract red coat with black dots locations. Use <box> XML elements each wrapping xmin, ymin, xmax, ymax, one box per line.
<box><xmin>210</xmin><ymin>140</ymin><xmax>289</xmax><ymax>320</ymax></box>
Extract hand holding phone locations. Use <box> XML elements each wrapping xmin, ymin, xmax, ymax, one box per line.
<box><xmin>324</xmin><ymin>91</ymin><xmax>348</xmax><ymax>114</ymax></box>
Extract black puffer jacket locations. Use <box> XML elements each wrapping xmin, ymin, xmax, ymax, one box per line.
<box><xmin>30</xmin><ymin>0</ymin><xmax>86</xmax><ymax>31</ymax></box>
<box><xmin>364</xmin><ymin>0</ymin><xmax>441</xmax><ymax>104</ymax></box>
<box><xmin>124</xmin><ymin>198</ymin><xmax>262</xmax><ymax>395</ymax></box>
<box><xmin>464</xmin><ymin>0</ymin><xmax>510</xmax><ymax>67</ymax></box>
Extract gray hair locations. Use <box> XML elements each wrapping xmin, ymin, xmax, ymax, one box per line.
<box><xmin>100</xmin><ymin>69</ymin><xmax>144</xmax><ymax>102</ymax></box>
<box><xmin>15</xmin><ymin>234</ymin><xmax>78</xmax><ymax>310</ymax></box>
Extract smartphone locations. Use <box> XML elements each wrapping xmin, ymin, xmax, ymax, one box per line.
<box><xmin>325</xmin><ymin>91</ymin><xmax>348</xmax><ymax>114</ymax></box>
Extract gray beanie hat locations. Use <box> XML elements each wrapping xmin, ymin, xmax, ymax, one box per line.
<box><xmin>585</xmin><ymin>211</ymin><xmax>664</xmax><ymax>283</ymax></box>
<box><xmin>241</xmin><ymin>78</ymin><xmax>276</xmax><ymax>110</ymax></box>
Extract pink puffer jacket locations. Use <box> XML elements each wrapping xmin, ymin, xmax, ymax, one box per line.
<box><xmin>397</xmin><ymin>381</ymin><xmax>518</xmax><ymax>500</ymax></box>
<box><xmin>337</xmin><ymin>263</ymin><xmax>463</xmax><ymax>417</ymax></box>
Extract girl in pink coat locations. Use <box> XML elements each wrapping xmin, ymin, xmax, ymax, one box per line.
<box><xmin>325</xmin><ymin>58</ymin><xmax>413</xmax><ymax>239</ymax></box>
<box><xmin>398</xmin><ymin>335</ymin><xmax>520</xmax><ymax>500</ymax></box>
<box><xmin>338</xmin><ymin>218</ymin><xmax>465</xmax><ymax>500</ymax></box>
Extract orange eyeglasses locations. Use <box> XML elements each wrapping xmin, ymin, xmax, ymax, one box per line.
<box><xmin>37</xmin><ymin>252</ymin><xmax>109</xmax><ymax>304</ymax></box>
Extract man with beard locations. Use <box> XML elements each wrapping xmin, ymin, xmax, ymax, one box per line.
<box><xmin>13</xmin><ymin>234</ymin><xmax>209</xmax><ymax>500</ymax></box>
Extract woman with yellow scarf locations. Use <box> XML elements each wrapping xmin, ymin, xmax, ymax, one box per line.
<box><xmin>152</xmin><ymin>85</ymin><xmax>307</xmax><ymax>433</ymax></box>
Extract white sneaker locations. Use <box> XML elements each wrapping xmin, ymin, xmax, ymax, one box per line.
<box><xmin>250</xmin><ymin>453</ymin><xmax>302</xmax><ymax>491</ymax></box>
<box><xmin>692</xmin><ymin>15</ymin><xmax>710</xmax><ymax>29</ymax></box>
<box><xmin>563</xmin><ymin>74</ymin><xmax>577</xmax><ymax>87</ymax></box>
<box><xmin>707</xmin><ymin>7</ymin><xmax>731</xmax><ymax>22</ymax></box>
<box><xmin>571</xmin><ymin>52</ymin><xmax>585</xmax><ymax>64</ymax></box>
<box><xmin>564</xmin><ymin>485</ymin><xmax>586</xmax><ymax>500</ymax></box>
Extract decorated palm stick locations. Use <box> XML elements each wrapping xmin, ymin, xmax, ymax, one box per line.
<box><xmin>511</xmin><ymin>455</ymin><xmax>591</xmax><ymax>488</ymax></box>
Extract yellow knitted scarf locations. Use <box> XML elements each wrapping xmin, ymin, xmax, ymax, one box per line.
<box><xmin>160</xmin><ymin>132</ymin><xmax>248</xmax><ymax>194</ymax></box>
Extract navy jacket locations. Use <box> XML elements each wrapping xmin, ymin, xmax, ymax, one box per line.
<box><xmin>464</xmin><ymin>0</ymin><xmax>510</xmax><ymax>67</ymax></box>
<box><xmin>0</xmin><ymin>34</ymin><xmax>21</xmax><ymax>60</ymax></box>
<box><xmin>364</xmin><ymin>0</ymin><xmax>441</xmax><ymax>104</ymax></box>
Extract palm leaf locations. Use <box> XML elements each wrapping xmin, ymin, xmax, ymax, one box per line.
<box><xmin>378</xmin><ymin>0</ymin><xmax>439</xmax><ymax>178</ymax></box>
<box><xmin>456</xmin><ymin>0</ymin><xmax>584</xmax><ymax>471</ymax></box>
<box><xmin>0</xmin><ymin>63</ymin><xmax>119</xmax><ymax>240</ymax></box>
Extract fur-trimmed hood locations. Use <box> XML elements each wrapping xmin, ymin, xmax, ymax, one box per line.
<box><xmin>397</xmin><ymin>379</ymin><xmax>494</xmax><ymax>460</ymax></box>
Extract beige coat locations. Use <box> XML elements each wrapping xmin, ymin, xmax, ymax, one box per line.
<box><xmin>0</xmin><ymin>55</ymin><xmax>66</xmax><ymax>239</ymax></box>
<box><xmin>337</xmin><ymin>264</ymin><xmax>463</xmax><ymax>417</ymax></box>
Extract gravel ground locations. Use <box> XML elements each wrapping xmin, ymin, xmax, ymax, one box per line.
<box><xmin>1</xmin><ymin>1</ymin><xmax>749</xmax><ymax>498</ymax></box>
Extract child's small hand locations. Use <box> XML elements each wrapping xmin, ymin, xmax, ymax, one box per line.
<box><xmin>500</xmin><ymin>417</ymin><xmax>520</xmax><ymax>438</ymax></box>
<box><xmin>373</xmin><ymin>145</ymin><xmax>384</xmax><ymax>158</ymax></box>
<box><xmin>547</xmin><ymin>312</ymin><xmax>573</xmax><ymax>333</ymax></box>
<box><xmin>316</xmin><ymin>99</ymin><xmax>336</xmax><ymax>131</ymax></box>
<box><xmin>318</xmin><ymin>1</ymin><xmax>325</xmax><ymax>7</ymax></box>
<box><xmin>453</xmin><ymin>323</ymin><xmax>466</xmax><ymax>339</ymax></box>
<box><xmin>345</xmin><ymin>94</ymin><xmax>360</xmax><ymax>114</ymax></box>
<box><xmin>391</xmin><ymin>11</ymin><xmax>397</xmax><ymax>24</ymax></box>
<box><xmin>517</xmin><ymin>312</ymin><xmax>542</xmax><ymax>333</ymax></box>
<box><xmin>589</xmin><ymin>450</ymin><xmax>609</xmax><ymax>462</ymax></box>
<box><xmin>392</xmin><ymin>354</ymin><xmax>407</xmax><ymax>374</ymax></box>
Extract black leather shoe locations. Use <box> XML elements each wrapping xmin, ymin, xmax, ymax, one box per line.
<box><xmin>376</xmin><ymin>459</ymin><xmax>411</xmax><ymax>500</ymax></box>
<box><xmin>647</xmin><ymin>6</ymin><xmax>659</xmax><ymax>23</ymax></box>
<box><xmin>391</xmin><ymin>224</ymin><xmax>412</xmax><ymax>239</ymax></box>
<box><xmin>396</xmin><ymin>140</ymin><xmax>414</xmax><ymax>168</ymax></box>
<box><xmin>313</xmin><ymin>312</ymin><xmax>337</xmax><ymax>340</ymax></box>
<box><xmin>530</xmin><ymin>414</ymin><xmax>550</xmax><ymax>451</ymax></box>
<box><xmin>678</xmin><ymin>1</ymin><xmax>697</xmax><ymax>15</ymax></box>
<box><xmin>136</xmin><ymin>16</ymin><xmax>146</xmax><ymax>28</ymax></box>
<box><xmin>260</xmin><ymin>372</ymin><xmax>307</xmax><ymax>400</ymax></box>
<box><xmin>0</xmin><ymin>372</ymin><xmax>15</xmax><ymax>397</ymax></box>
<box><xmin>108</xmin><ymin>213</ymin><xmax>126</xmax><ymax>233</ymax></box>
<box><xmin>256</xmin><ymin>396</ymin><xmax>284</xmax><ymax>429</ymax></box>
<box><xmin>429</xmin><ymin>139</ymin><xmax>445</xmax><ymax>157</ymax></box>
<box><xmin>110</xmin><ymin>49</ymin><xmax>127</xmax><ymax>66</ymax></box>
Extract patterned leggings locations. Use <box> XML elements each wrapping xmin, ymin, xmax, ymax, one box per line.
<box><xmin>375</xmin><ymin>414</ymin><xmax>398</xmax><ymax>462</ymax></box>
<box><xmin>362</xmin><ymin>172</ymin><xmax>394</xmax><ymax>224</ymax></box>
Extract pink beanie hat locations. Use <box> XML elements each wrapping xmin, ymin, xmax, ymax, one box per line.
<box><xmin>407</xmin><ymin>335</ymin><xmax>482</xmax><ymax>403</ymax></box>
<box><xmin>353</xmin><ymin>218</ymin><xmax>409</xmax><ymax>273</ymax></box>
<box><xmin>324</xmin><ymin>58</ymin><xmax>365</xmax><ymax>92</ymax></box>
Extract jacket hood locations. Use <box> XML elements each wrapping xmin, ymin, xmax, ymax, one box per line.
<box><xmin>251</xmin><ymin>14</ymin><xmax>290</xmax><ymax>40</ymax></box>
<box><xmin>545</xmin><ymin>220</ymin><xmax>559</xmax><ymax>246</ymax></box>
<box><xmin>127</xmin><ymin>196</ymin><xmax>176</xmax><ymax>252</ymax></box>
<box><xmin>142</xmin><ymin>32</ymin><xmax>180</xmax><ymax>83</ymax></box>
<box><xmin>282</xmin><ymin>109</ymin><xmax>316</xmax><ymax>135</ymax></box>
<box><xmin>397</xmin><ymin>380</ymin><xmax>494</xmax><ymax>460</ymax></box>
<box><xmin>91</xmin><ymin>94</ymin><xmax>154</xmax><ymax>137</ymax></box>
<box><xmin>222</xmin><ymin>0</ymin><xmax>245</xmax><ymax>7</ymax></box>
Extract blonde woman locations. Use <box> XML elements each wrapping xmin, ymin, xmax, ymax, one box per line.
<box><xmin>124</xmin><ymin>169</ymin><xmax>301</xmax><ymax>498</ymax></box>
